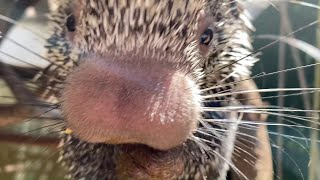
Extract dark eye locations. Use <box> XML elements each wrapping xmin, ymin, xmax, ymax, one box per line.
<box><xmin>200</xmin><ymin>28</ymin><xmax>214</xmax><ymax>46</ymax></box>
<box><xmin>66</xmin><ymin>14</ymin><xmax>76</xmax><ymax>32</ymax></box>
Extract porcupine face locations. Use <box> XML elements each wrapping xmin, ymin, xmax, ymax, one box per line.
<box><xmin>43</xmin><ymin>0</ymin><xmax>256</xmax><ymax>179</ymax></box>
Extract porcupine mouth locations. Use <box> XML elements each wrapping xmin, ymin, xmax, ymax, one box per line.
<box><xmin>62</xmin><ymin>54</ymin><xmax>202</xmax><ymax>151</ymax></box>
<box><xmin>113</xmin><ymin>143</ymin><xmax>186</xmax><ymax>179</ymax></box>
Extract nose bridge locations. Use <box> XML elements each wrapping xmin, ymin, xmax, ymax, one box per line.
<box><xmin>81</xmin><ymin>52</ymin><xmax>185</xmax><ymax>77</ymax></box>
<box><xmin>99</xmin><ymin>56</ymin><xmax>174</xmax><ymax>91</ymax></box>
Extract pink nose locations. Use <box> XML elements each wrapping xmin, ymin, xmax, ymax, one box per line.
<box><xmin>62</xmin><ymin>55</ymin><xmax>201</xmax><ymax>150</ymax></box>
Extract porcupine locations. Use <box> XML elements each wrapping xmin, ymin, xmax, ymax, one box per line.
<box><xmin>31</xmin><ymin>0</ymin><xmax>272</xmax><ymax>179</ymax></box>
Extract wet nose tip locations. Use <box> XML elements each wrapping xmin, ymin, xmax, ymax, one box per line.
<box><xmin>62</xmin><ymin>56</ymin><xmax>202</xmax><ymax>150</ymax></box>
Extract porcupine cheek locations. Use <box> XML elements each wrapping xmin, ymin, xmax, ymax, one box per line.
<box><xmin>61</xmin><ymin>56</ymin><xmax>202</xmax><ymax>150</ymax></box>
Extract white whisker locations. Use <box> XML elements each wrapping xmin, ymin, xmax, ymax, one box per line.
<box><xmin>202</xmin><ymin>88</ymin><xmax>320</xmax><ymax>99</ymax></box>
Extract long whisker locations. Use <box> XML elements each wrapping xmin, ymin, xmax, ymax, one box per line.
<box><xmin>210</xmin><ymin>20</ymin><xmax>318</xmax><ymax>75</ymax></box>
<box><xmin>8</xmin><ymin>103</ymin><xmax>62</xmax><ymax>125</ymax></box>
<box><xmin>204</xmin><ymin>90</ymin><xmax>316</xmax><ymax>104</ymax></box>
<box><xmin>202</xmin><ymin>88</ymin><xmax>320</xmax><ymax>99</ymax></box>
<box><xmin>236</xmin><ymin>123</ymin><xmax>310</xmax><ymax>153</ymax></box>
<box><xmin>0</xmin><ymin>14</ymin><xmax>47</xmax><ymax>40</ymax></box>
<box><xmin>201</xmin><ymin>124</ymin><xmax>310</xmax><ymax>151</ymax></box>
<box><xmin>190</xmin><ymin>135</ymin><xmax>249</xmax><ymax>180</ymax></box>
<box><xmin>201</xmin><ymin>62</ymin><xmax>320</xmax><ymax>93</ymax></box>
<box><xmin>196</xmin><ymin>127</ymin><xmax>259</xmax><ymax>164</ymax></box>
<box><xmin>0</xmin><ymin>36</ymin><xmax>69</xmax><ymax>71</ymax></box>
<box><xmin>202</xmin><ymin>118</ymin><xmax>320</xmax><ymax>134</ymax></box>
<box><xmin>212</xmin><ymin>123</ymin><xmax>307</xmax><ymax>180</ymax></box>
<box><xmin>202</xmin><ymin>107</ymin><xmax>319</xmax><ymax>124</ymax></box>
<box><xmin>203</xmin><ymin>105</ymin><xmax>320</xmax><ymax>113</ymax></box>
<box><xmin>20</xmin><ymin>122</ymin><xmax>64</xmax><ymax>135</ymax></box>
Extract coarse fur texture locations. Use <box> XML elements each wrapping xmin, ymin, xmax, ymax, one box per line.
<box><xmin>0</xmin><ymin>0</ymin><xmax>279</xmax><ymax>180</ymax></box>
<box><xmin>31</xmin><ymin>0</ymin><xmax>264</xmax><ymax>180</ymax></box>
<box><xmin>2</xmin><ymin>0</ymin><xmax>320</xmax><ymax>180</ymax></box>
<box><xmin>32</xmin><ymin>0</ymin><xmax>268</xmax><ymax>179</ymax></box>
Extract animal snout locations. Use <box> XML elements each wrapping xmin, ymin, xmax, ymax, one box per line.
<box><xmin>62</xmin><ymin>54</ymin><xmax>202</xmax><ymax>150</ymax></box>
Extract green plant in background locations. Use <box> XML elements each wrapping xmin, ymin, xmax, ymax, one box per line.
<box><xmin>252</xmin><ymin>0</ymin><xmax>320</xmax><ymax>179</ymax></box>
<box><xmin>309</xmin><ymin>1</ymin><xmax>320</xmax><ymax>180</ymax></box>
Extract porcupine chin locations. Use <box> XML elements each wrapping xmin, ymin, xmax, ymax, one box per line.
<box><xmin>0</xmin><ymin>0</ymin><xmax>319</xmax><ymax>180</ymax></box>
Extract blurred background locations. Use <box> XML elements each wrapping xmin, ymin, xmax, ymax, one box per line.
<box><xmin>0</xmin><ymin>0</ymin><xmax>319</xmax><ymax>180</ymax></box>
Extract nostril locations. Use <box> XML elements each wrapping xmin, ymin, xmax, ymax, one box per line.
<box><xmin>62</xmin><ymin>55</ymin><xmax>202</xmax><ymax>150</ymax></box>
